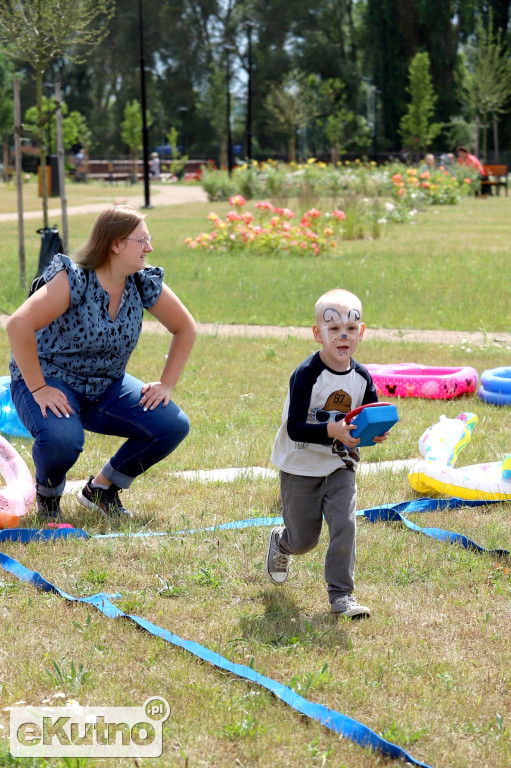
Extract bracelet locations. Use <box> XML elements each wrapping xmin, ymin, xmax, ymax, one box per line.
<box><xmin>31</xmin><ymin>384</ymin><xmax>47</xmax><ymax>394</ymax></box>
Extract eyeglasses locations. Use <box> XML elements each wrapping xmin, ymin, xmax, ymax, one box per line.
<box><xmin>124</xmin><ymin>236</ymin><xmax>153</xmax><ymax>247</ymax></box>
<box><xmin>314</xmin><ymin>409</ymin><xmax>344</xmax><ymax>424</ymax></box>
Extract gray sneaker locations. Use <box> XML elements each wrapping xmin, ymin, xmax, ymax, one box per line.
<box><xmin>331</xmin><ymin>595</ymin><xmax>371</xmax><ymax>618</ymax></box>
<box><xmin>265</xmin><ymin>526</ymin><xmax>291</xmax><ymax>585</ymax></box>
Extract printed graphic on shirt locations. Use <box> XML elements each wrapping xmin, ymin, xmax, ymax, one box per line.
<box><xmin>312</xmin><ymin>388</ymin><xmax>352</xmax><ymax>424</ymax></box>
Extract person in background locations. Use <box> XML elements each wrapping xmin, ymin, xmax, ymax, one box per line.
<box><xmin>457</xmin><ymin>145</ymin><xmax>490</xmax><ymax>193</ymax></box>
<box><xmin>7</xmin><ymin>205</ymin><xmax>196</xmax><ymax>521</ymax></box>
<box><xmin>420</xmin><ymin>153</ymin><xmax>436</xmax><ymax>173</ymax></box>
<box><xmin>149</xmin><ymin>152</ymin><xmax>161</xmax><ymax>180</ymax></box>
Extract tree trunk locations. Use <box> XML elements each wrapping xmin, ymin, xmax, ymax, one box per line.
<box><xmin>36</xmin><ymin>68</ymin><xmax>49</xmax><ymax>228</ymax></box>
<box><xmin>55</xmin><ymin>83</ymin><xmax>68</xmax><ymax>254</ymax></box>
<box><xmin>493</xmin><ymin>114</ymin><xmax>499</xmax><ymax>162</ymax></box>
<box><xmin>219</xmin><ymin>137</ymin><xmax>227</xmax><ymax>171</ymax></box>
<box><xmin>288</xmin><ymin>131</ymin><xmax>296</xmax><ymax>164</ymax></box>
<box><xmin>2</xmin><ymin>141</ymin><xmax>8</xmax><ymax>183</ymax></box>
<box><xmin>14</xmin><ymin>78</ymin><xmax>26</xmax><ymax>289</ymax></box>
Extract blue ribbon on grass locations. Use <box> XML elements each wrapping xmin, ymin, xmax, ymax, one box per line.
<box><xmin>1</xmin><ymin>498</ymin><xmax>507</xmax><ymax>556</ymax></box>
<box><xmin>0</xmin><ymin>548</ymin><xmax>433</xmax><ymax>768</ymax></box>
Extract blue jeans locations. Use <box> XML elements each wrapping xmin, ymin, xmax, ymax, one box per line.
<box><xmin>11</xmin><ymin>374</ymin><xmax>190</xmax><ymax>497</ymax></box>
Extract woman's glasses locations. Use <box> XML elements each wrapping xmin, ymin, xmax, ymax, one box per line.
<box><xmin>124</xmin><ymin>236</ymin><xmax>153</xmax><ymax>247</ymax></box>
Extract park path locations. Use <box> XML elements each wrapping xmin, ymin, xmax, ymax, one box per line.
<box><xmin>1</xmin><ymin>183</ymin><xmax>510</xmax><ymax>346</ymax></box>
<box><xmin>0</xmin><ymin>182</ymin><xmax>208</xmax><ymax>223</ymax></box>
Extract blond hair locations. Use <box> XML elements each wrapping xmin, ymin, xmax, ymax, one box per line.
<box><xmin>73</xmin><ymin>205</ymin><xmax>146</xmax><ymax>270</ymax></box>
<box><xmin>315</xmin><ymin>288</ymin><xmax>363</xmax><ymax>324</ymax></box>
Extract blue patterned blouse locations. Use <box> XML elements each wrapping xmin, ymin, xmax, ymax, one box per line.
<box><xmin>10</xmin><ymin>254</ymin><xmax>164</xmax><ymax>397</ymax></box>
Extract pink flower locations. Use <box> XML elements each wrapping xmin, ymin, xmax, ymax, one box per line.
<box><xmin>229</xmin><ymin>194</ymin><xmax>246</xmax><ymax>207</ymax></box>
<box><xmin>207</xmin><ymin>212</ymin><xmax>219</xmax><ymax>221</ymax></box>
<box><xmin>331</xmin><ymin>209</ymin><xmax>346</xmax><ymax>221</ymax></box>
<box><xmin>256</xmin><ymin>200</ymin><xmax>274</xmax><ymax>211</ymax></box>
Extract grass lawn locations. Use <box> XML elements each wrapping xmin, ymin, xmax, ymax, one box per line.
<box><xmin>0</xmin><ymin>182</ymin><xmax>510</xmax><ymax>333</ymax></box>
<box><xmin>0</xmin><ymin>187</ymin><xmax>510</xmax><ymax>768</ymax></box>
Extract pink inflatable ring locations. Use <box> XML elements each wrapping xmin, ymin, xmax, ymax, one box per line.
<box><xmin>365</xmin><ymin>363</ymin><xmax>478</xmax><ymax>400</ymax></box>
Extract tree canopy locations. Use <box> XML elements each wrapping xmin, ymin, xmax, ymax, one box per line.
<box><xmin>1</xmin><ymin>0</ymin><xmax>511</xmax><ymax>164</ymax></box>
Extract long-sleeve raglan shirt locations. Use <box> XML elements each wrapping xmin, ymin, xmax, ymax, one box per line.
<box><xmin>271</xmin><ymin>352</ymin><xmax>378</xmax><ymax>476</ymax></box>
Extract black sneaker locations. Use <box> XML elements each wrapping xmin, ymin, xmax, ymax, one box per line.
<box><xmin>36</xmin><ymin>492</ymin><xmax>63</xmax><ymax>522</ymax></box>
<box><xmin>77</xmin><ymin>476</ymin><xmax>132</xmax><ymax>519</ymax></box>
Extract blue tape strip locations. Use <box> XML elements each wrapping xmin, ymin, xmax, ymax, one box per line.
<box><xmin>0</xmin><ymin>527</ymin><xmax>89</xmax><ymax>544</ymax></box>
<box><xmin>0</xmin><ymin>549</ymin><xmax>432</xmax><ymax>768</ymax></box>
<box><xmin>360</xmin><ymin>498</ymin><xmax>510</xmax><ymax>557</ymax></box>
<box><xmin>1</xmin><ymin>497</ymin><xmax>507</xmax><ymax>557</ymax></box>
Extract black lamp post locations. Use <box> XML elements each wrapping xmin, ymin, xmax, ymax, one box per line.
<box><xmin>138</xmin><ymin>0</ymin><xmax>151</xmax><ymax>208</ymax></box>
<box><xmin>224</xmin><ymin>45</ymin><xmax>235</xmax><ymax>175</ymax></box>
<box><xmin>244</xmin><ymin>22</ymin><xmax>257</xmax><ymax>163</ymax></box>
<box><xmin>178</xmin><ymin>106</ymin><xmax>188</xmax><ymax>153</ymax></box>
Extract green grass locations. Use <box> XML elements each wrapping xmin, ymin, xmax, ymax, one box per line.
<box><xmin>0</xmin><ymin>190</ymin><xmax>511</xmax><ymax>767</ymax></box>
<box><xmin>0</xmin><ymin>184</ymin><xmax>510</xmax><ymax>332</ymax></box>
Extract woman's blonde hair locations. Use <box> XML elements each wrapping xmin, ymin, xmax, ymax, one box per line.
<box><xmin>73</xmin><ymin>205</ymin><xmax>145</xmax><ymax>270</ymax></box>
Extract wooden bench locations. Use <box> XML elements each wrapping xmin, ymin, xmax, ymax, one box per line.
<box><xmin>482</xmin><ymin>164</ymin><xmax>508</xmax><ymax>196</ymax></box>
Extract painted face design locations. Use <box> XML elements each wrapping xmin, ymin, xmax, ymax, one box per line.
<box><xmin>323</xmin><ymin>307</ymin><xmax>361</xmax><ymax>325</ymax></box>
<box><xmin>318</xmin><ymin>306</ymin><xmax>362</xmax><ymax>357</ymax></box>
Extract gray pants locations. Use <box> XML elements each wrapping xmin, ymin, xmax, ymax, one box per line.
<box><xmin>278</xmin><ymin>468</ymin><xmax>357</xmax><ymax>602</ymax></box>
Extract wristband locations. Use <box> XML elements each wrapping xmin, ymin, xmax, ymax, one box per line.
<box><xmin>31</xmin><ymin>384</ymin><xmax>47</xmax><ymax>394</ymax></box>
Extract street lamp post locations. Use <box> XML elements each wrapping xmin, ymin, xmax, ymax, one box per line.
<box><xmin>224</xmin><ymin>45</ymin><xmax>234</xmax><ymax>175</ymax></box>
<box><xmin>138</xmin><ymin>0</ymin><xmax>151</xmax><ymax>208</ymax></box>
<box><xmin>244</xmin><ymin>21</ymin><xmax>257</xmax><ymax>163</ymax></box>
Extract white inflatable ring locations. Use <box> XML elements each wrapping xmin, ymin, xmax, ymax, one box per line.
<box><xmin>478</xmin><ymin>367</ymin><xmax>511</xmax><ymax>406</ymax></box>
<box><xmin>0</xmin><ymin>435</ymin><xmax>35</xmax><ymax>528</ymax></box>
<box><xmin>408</xmin><ymin>412</ymin><xmax>511</xmax><ymax>501</ymax></box>
<box><xmin>365</xmin><ymin>363</ymin><xmax>478</xmax><ymax>399</ymax></box>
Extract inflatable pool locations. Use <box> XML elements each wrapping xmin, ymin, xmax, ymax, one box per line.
<box><xmin>478</xmin><ymin>367</ymin><xmax>511</xmax><ymax>406</ymax></box>
<box><xmin>365</xmin><ymin>363</ymin><xmax>478</xmax><ymax>399</ymax></box>
<box><xmin>408</xmin><ymin>412</ymin><xmax>511</xmax><ymax>501</ymax></box>
<box><xmin>0</xmin><ymin>434</ymin><xmax>35</xmax><ymax>528</ymax></box>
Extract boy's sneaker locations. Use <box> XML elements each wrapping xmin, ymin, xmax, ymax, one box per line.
<box><xmin>331</xmin><ymin>595</ymin><xmax>371</xmax><ymax>619</ymax></box>
<box><xmin>36</xmin><ymin>492</ymin><xmax>63</xmax><ymax>522</ymax></box>
<box><xmin>265</xmin><ymin>526</ymin><xmax>291</xmax><ymax>585</ymax></box>
<box><xmin>77</xmin><ymin>477</ymin><xmax>132</xmax><ymax>519</ymax></box>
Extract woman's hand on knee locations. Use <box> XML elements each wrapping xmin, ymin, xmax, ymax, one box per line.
<box><xmin>139</xmin><ymin>381</ymin><xmax>174</xmax><ymax>411</ymax></box>
<box><xmin>33</xmin><ymin>385</ymin><xmax>73</xmax><ymax>419</ymax></box>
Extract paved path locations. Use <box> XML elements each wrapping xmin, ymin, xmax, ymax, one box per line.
<box><xmin>180</xmin><ymin>323</ymin><xmax>511</xmax><ymax>347</ymax></box>
<box><xmin>0</xmin><ymin>182</ymin><xmax>208</xmax><ymax>223</ymax></box>
<box><xmin>0</xmin><ymin>313</ymin><xmax>509</xmax><ymax>346</ymax></box>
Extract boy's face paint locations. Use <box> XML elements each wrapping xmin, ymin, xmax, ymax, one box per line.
<box><xmin>323</xmin><ymin>307</ymin><xmax>361</xmax><ymax>325</ymax></box>
<box><xmin>314</xmin><ymin>304</ymin><xmax>364</xmax><ymax>370</ymax></box>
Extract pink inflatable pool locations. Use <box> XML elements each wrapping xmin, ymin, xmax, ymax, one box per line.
<box><xmin>365</xmin><ymin>363</ymin><xmax>478</xmax><ymax>399</ymax></box>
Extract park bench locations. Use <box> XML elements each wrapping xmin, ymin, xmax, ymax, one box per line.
<box><xmin>482</xmin><ymin>164</ymin><xmax>508</xmax><ymax>196</ymax></box>
<box><xmin>74</xmin><ymin>160</ymin><xmax>144</xmax><ymax>184</ymax></box>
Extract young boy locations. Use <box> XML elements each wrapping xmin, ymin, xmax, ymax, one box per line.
<box><xmin>266</xmin><ymin>288</ymin><xmax>388</xmax><ymax>618</ymax></box>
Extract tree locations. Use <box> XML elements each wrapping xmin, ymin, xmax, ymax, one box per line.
<box><xmin>399</xmin><ymin>52</ymin><xmax>441</xmax><ymax>158</ymax></box>
<box><xmin>0</xmin><ymin>0</ymin><xmax>114</xmax><ymax>227</ymax></box>
<box><xmin>463</xmin><ymin>15</ymin><xmax>511</xmax><ymax>160</ymax></box>
<box><xmin>121</xmin><ymin>100</ymin><xmax>145</xmax><ymax>182</ymax></box>
<box><xmin>24</xmin><ymin>96</ymin><xmax>90</xmax><ymax>155</ymax></box>
<box><xmin>0</xmin><ymin>54</ymin><xmax>14</xmax><ymax>182</ymax></box>
<box><xmin>265</xmin><ymin>72</ymin><xmax>310</xmax><ymax>162</ymax></box>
